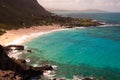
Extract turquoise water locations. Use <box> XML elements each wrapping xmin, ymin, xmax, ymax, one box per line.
<box><xmin>24</xmin><ymin>13</ymin><xmax>120</xmax><ymax>80</ymax></box>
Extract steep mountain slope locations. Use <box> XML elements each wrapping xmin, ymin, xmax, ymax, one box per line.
<box><xmin>0</xmin><ymin>0</ymin><xmax>51</xmax><ymax>28</ymax></box>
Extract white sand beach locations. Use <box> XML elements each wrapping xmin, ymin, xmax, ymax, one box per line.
<box><xmin>0</xmin><ymin>25</ymin><xmax>67</xmax><ymax>46</ymax></box>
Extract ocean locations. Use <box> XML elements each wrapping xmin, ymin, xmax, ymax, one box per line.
<box><xmin>23</xmin><ymin>13</ymin><xmax>120</xmax><ymax>80</ymax></box>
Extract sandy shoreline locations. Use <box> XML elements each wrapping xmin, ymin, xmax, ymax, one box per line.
<box><xmin>0</xmin><ymin>25</ymin><xmax>67</xmax><ymax>46</ymax></box>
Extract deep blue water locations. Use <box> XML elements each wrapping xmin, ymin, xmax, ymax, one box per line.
<box><xmin>24</xmin><ymin>13</ymin><xmax>120</xmax><ymax>80</ymax></box>
<box><xmin>55</xmin><ymin>12</ymin><xmax>120</xmax><ymax>24</ymax></box>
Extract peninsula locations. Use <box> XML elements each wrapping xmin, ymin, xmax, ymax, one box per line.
<box><xmin>0</xmin><ymin>0</ymin><xmax>102</xmax><ymax>36</ymax></box>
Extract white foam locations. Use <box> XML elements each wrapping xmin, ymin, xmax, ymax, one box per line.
<box><xmin>26</xmin><ymin>59</ymin><xmax>31</xmax><ymax>62</ymax></box>
<box><xmin>6</xmin><ymin>28</ymin><xmax>69</xmax><ymax>46</ymax></box>
<box><xmin>33</xmin><ymin>64</ymin><xmax>39</xmax><ymax>67</ymax></box>
<box><xmin>52</xmin><ymin>65</ymin><xmax>58</xmax><ymax>70</ymax></box>
<box><xmin>43</xmin><ymin>70</ymin><xmax>56</xmax><ymax>79</ymax></box>
<box><xmin>99</xmin><ymin>24</ymin><xmax>120</xmax><ymax>27</ymax></box>
<box><xmin>74</xmin><ymin>27</ymin><xmax>86</xmax><ymax>29</ymax></box>
<box><xmin>6</xmin><ymin>27</ymin><xmax>86</xmax><ymax>59</ymax></box>
<box><xmin>8</xmin><ymin>50</ymin><xmax>23</xmax><ymax>59</ymax></box>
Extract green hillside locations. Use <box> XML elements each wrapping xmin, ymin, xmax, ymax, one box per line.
<box><xmin>0</xmin><ymin>0</ymin><xmax>51</xmax><ymax>29</ymax></box>
<box><xmin>0</xmin><ymin>0</ymin><xmax>101</xmax><ymax>35</ymax></box>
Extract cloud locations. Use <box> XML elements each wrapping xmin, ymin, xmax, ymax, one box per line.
<box><xmin>37</xmin><ymin>0</ymin><xmax>120</xmax><ymax>12</ymax></box>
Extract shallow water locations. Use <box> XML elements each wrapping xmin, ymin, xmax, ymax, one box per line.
<box><xmin>23</xmin><ymin>13</ymin><xmax>120</xmax><ymax>80</ymax></box>
<box><xmin>24</xmin><ymin>26</ymin><xmax>120</xmax><ymax>80</ymax></box>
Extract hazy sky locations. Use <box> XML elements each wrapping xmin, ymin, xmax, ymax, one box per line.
<box><xmin>37</xmin><ymin>0</ymin><xmax>120</xmax><ymax>12</ymax></box>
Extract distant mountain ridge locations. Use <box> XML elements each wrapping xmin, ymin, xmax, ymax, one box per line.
<box><xmin>49</xmin><ymin>9</ymin><xmax>107</xmax><ymax>13</ymax></box>
<box><xmin>78</xmin><ymin>9</ymin><xmax>107</xmax><ymax>13</ymax></box>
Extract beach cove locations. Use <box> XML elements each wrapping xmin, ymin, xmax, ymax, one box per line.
<box><xmin>0</xmin><ymin>25</ymin><xmax>93</xmax><ymax>80</ymax></box>
<box><xmin>1</xmin><ymin>12</ymin><xmax>120</xmax><ymax>80</ymax></box>
<box><xmin>24</xmin><ymin>25</ymin><xmax>120</xmax><ymax>80</ymax></box>
<box><xmin>1</xmin><ymin>24</ymin><xmax>120</xmax><ymax>80</ymax></box>
<box><xmin>1</xmin><ymin>0</ymin><xmax>120</xmax><ymax>79</ymax></box>
<box><xmin>0</xmin><ymin>25</ymin><xmax>67</xmax><ymax>46</ymax></box>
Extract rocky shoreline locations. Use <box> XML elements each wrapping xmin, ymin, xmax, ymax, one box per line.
<box><xmin>0</xmin><ymin>44</ymin><xmax>107</xmax><ymax>80</ymax></box>
<box><xmin>0</xmin><ymin>45</ymin><xmax>55</xmax><ymax>80</ymax></box>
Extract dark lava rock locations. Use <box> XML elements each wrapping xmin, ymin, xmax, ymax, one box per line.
<box><xmin>82</xmin><ymin>78</ymin><xmax>93</xmax><ymax>80</ymax></box>
<box><xmin>0</xmin><ymin>70</ymin><xmax>22</xmax><ymax>80</ymax></box>
<box><xmin>0</xmin><ymin>45</ymin><xmax>53</xmax><ymax>80</ymax></box>
<box><xmin>33</xmin><ymin>65</ymin><xmax>53</xmax><ymax>71</ymax></box>
<box><xmin>4</xmin><ymin>45</ymin><xmax>25</xmax><ymax>51</ymax></box>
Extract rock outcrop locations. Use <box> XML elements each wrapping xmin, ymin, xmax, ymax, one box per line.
<box><xmin>4</xmin><ymin>45</ymin><xmax>25</xmax><ymax>51</ymax></box>
<box><xmin>0</xmin><ymin>45</ymin><xmax>54</xmax><ymax>80</ymax></box>
<box><xmin>0</xmin><ymin>70</ymin><xmax>22</xmax><ymax>80</ymax></box>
